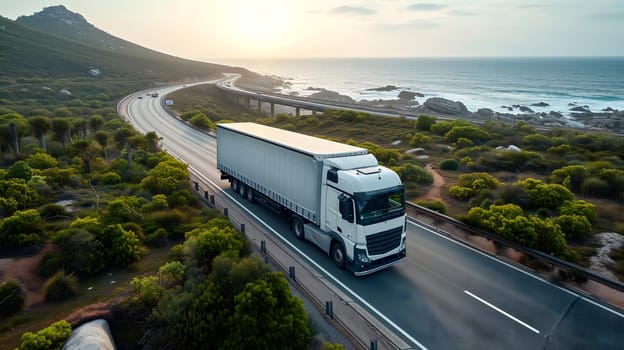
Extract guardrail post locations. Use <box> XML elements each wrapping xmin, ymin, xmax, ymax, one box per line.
<box><xmin>194</xmin><ymin>181</ymin><xmax>199</xmax><ymax>191</ymax></box>
<box><xmin>240</xmin><ymin>223</ymin><xmax>245</xmax><ymax>234</ymax></box>
<box><xmin>210</xmin><ymin>195</ymin><xmax>215</xmax><ymax>205</ymax></box>
<box><xmin>261</xmin><ymin>240</ymin><xmax>266</xmax><ymax>253</ymax></box>
<box><xmin>289</xmin><ymin>266</ymin><xmax>296</xmax><ymax>281</ymax></box>
<box><xmin>325</xmin><ymin>301</ymin><xmax>333</xmax><ymax>319</ymax></box>
<box><xmin>270</xmin><ymin>103</ymin><xmax>275</xmax><ymax>117</ymax></box>
<box><xmin>223</xmin><ymin>208</ymin><xmax>228</xmax><ymax>217</ymax></box>
<box><xmin>204</xmin><ymin>191</ymin><xmax>209</xmax><ymax>200</ymax></box>
<box><xmin>370</xmin><ymin>340</ymin><xmax>377</xmax><ymax>350</ymax></box>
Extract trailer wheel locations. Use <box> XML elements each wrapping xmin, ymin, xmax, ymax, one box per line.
<box><xmin>232</xmin><ymin>179</ymin><xmax>240</xmax><ymax>193</ymax></box>
<box><xmin>331</xmin><ymin>243</ymin><xmax>345</xmax><ymax>269</ymax></box>
<box><xmin>246</xmin><ymin>187</ymin><xmax>254</xmax><ymax>202</ymax></box>
<box><xmin>239</xmin><ymin>183</ymin><xmax>247</xmax><ymax>197</ymax></box>
<box><xmin>292</xmin><ymin>217</ymin><xmax>305</xmax><ymax>241</ymax></box>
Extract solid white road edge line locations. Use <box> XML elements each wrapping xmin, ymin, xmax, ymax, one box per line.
<box><xmin>464</xmin><ymin>290</ymin><xmax>540</xmax><ymax>334</ymax></box>
<box><xmin>407</xmin><ymin>220</ymin><xmax>624</xmax><ymax>319</ymax></box>
<box><xmin>186</xmin><ymin>162</ymin><xmax>428</xmax><ymax>350</ymax></box>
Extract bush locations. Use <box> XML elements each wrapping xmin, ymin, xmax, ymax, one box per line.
<box><xmin>416</xmin><ymin>200</ymin><xmax>447</xmax><ymax>214</ymax></box>
<box><xmin>555</xmin><ymin>215</ymin><xmax>592</xmax><ymax>241</ymax></box>
<box><xmin>44</xmin><ymin>271</ymin><xmax>79</xmax><ymax>302</ymax></box>
<box><xmin>37</xmin><ymin>203</ymin><xmax>71</xmax><ymax>221</ymax></box>
<box><xmin>38</xmin><ymin>252</ymin><xmax>66</xmax><ymax>278</ymax></box>
<box><xmin>0</xmin><ymin>280</ymin><xmax>25</xmax><ymax>317</ymax></box>
<box><xmin>94</xmin><ymin>171</ymin><xmax>122</xmax><ymax>185</ymax></box>
<box><xmin>395</xmin><ymin>164</ymin><xmax>433</xmax><ymax>185</ymax></box>
<box><xmin>18</xmin><ymin>320</ymin><xmax>72</xmax><ymax>350</ymax></box>
<box><xmin>440</xmin><ymin>159</ymin><xmax>459</xmax><ymax>171</ymax></box>
<box><xmin>449</xmin><ymin>186</ymin><xmax>474</xmax><ymax>201</ymax></box>
<box><xmin>145</xmin><ymin>228</ymin><xmax>168</xmax><ymax>247</ymax></box>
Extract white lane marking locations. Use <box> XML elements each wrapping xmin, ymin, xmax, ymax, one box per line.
<box><xmin>183</xmin><ymin>160</ymin><xmax>428</xmax><ymax>350</ymax></box>
<box><xmin>408</xmin><ymin>220</ymin><xmax>624</xmax><ymax>319</ymax></box>
<box><xmin>464</xmin><ymin>290</ymin><xmax>540</xmax><ymax>334</ymax></box>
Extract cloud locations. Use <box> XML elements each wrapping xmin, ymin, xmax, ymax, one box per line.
<box><xmin>447</xmin><ymin>9</ymin><xmax>476</xmax><ymax>16</ymax></box>
<box><xmin>406</xmin><ymin>3</ymin><xmax>447</xmax><ymax>11</ymax></box>
<box><xmin>378</xmin><ymin>20</ymin><xmax>439</xmax><ymax>31</ymax></box>
<box><xmin>329</xmin><ymin>5</ymin><xmax>376</xmax><ymax>16</ymax></box>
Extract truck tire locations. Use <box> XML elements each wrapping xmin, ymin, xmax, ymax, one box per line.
<box><xmin>232</xmin><ymin>179</ymin><xmax>240</xmax><ymax>193</ymax></box>
<box><xmin>239</xmin><ymin>183</ymin><xmax>247</xmax><ymax>197</ymax></box>
<box><xmin>292</xmin><ymin>216</ymin><xmax>305</xmax><ymax>241</ymax></box>
<box><xmin>246</xmin><ymin>187</ymin><xmax>254</xmax><ymax>202</ymax></box>
<box><xmin>331</xmin><ymin>243</ymin><xmax>345</xmax><ymax>269</ymax></box>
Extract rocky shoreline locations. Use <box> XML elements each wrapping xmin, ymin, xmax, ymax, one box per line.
<box><xmin>235</xmin><ymin>73</ymin><xmax>616</xmax><ymax>133</ymax></box>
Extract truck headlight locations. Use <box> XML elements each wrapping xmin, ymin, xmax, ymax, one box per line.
<box><xmin>355</xmin><ymin>248</ymin><xmax>370</xmax><ymax>263</ymax></box>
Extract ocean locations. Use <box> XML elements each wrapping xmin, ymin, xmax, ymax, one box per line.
<box><xmin>207</xmin><ymin>57</ymin><xmax>624</xmax><ymax>116</ymax></box>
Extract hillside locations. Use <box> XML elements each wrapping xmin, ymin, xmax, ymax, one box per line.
<box><xmin>1</xmin><ymin>6</ymin><xmax>249</xmax><ymax>81</ymax></box>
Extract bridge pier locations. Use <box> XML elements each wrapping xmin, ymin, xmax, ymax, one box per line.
<box><xmin>245</xmin><ymin>97</ymin><xmax>250</xmax><ymax>109</ymax></box>
<box><xmin>312</xmin><ymin>110</ymin><xmax>316</xmax><ymax>115</ymax></box>
<box><xmin>295</xmin><ymin>107</ymin><xmax>300</xmax><ymax>116</ymax></box>
<box><xmin>270</xmin><ymin>103</ymin><xmax>275</xmax><ymax>117</ymax></box>
<box><xmin>257</xmin><ymin>99</ymin><xmax>262</xmax><ymax>111</ymax></box>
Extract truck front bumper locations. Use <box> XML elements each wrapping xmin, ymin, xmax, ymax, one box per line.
<box><xmin>348</xmin><ymin>248</ymin><xmax>407</xmax><ymax>276</ymax></box>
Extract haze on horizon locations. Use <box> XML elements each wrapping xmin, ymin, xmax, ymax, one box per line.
<box><xmin>1</xmin><ymin>0</ymin><xmax>623</xmax><ymax>61</ymax></box>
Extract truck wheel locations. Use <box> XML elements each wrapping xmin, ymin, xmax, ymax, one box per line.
<box><xmin>292</xmin><ymin>217</ymin><xmax>305</xmax><ymax>241</ymax></box>
<box><xmin>246</xmin><ymin>188</ymin><xmax>254</xmax><ymax>202</ymax></box>
<box><xmin>239</xmin><ymin>183</ymin><xmax>247</xmax><ymax>197</ymax></box>
<box><xmin>331</xmin><ymin>243</ymin><xmax>345</xmax><ymax>269</ymax></box>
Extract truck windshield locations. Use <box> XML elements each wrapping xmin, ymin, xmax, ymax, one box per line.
<box><xmin>354</xmin><ymin>186</ymin><xmax>405</xmax><ymax>225</ymax></box>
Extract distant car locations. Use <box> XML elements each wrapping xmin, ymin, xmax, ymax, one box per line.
<box><xmin>151</xmin><ymin>92</ymin><xmax>159</xmax><ymax>97</ymax></box>
<box><xmin>138</xmin><ymin>96</ymin><xmax>143</xmax><ymax>99</ymax></box>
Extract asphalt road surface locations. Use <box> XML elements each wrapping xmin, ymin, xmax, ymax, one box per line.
<box><xmin>120</xmin><ymin>81</ymin><xmax>624</xmax><ymax>350</ymax></box>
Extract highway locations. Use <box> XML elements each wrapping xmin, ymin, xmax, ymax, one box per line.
<box><xmin>119</xmin><ymin>81</ymin><xmax>624</xmax><ymax>350</ymax></box>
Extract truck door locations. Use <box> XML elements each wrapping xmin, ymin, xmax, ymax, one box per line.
<box><xmin>337</xmin><ymin>193</ymin><xmax>357</xmax><ymax>242</ymax></box>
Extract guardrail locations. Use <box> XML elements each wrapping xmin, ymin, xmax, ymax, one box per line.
<box><xmin>406</xmin><ymin>201</ymin><xmax>624</xmax><ymax>306</ymax></box>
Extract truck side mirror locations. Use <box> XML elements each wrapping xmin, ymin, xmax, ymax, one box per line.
<box><xmin>338</xmin><ymin>194</ymin><xmax>354</xmax><ymax>223</ymax></box>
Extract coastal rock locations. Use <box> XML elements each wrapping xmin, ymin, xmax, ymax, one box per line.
<box><xmin>59</xmin><ymin>89</ymin><xmax>72</xmax><ymax>96</ymax></box>
<box><xmin>398</xmin><ymin>90</ymin><xmax>417</xmax><ymax>100</ymax></box>
<box><xmin>549</xmin><ymin>111</ymin><xmax>564</xmax><ymax>118</ymax></box>
<box><xmin>308</xmin><ymin>89</ymin><xmax>355</xmax><ymax>103</ymax></box>
<box><xmin>531</xmin><ymin>102</ymin><xmax>549</xmax><ymax>107</ymax></box>
<box><xmin>570</xmin><ymin>106</ymin><xmax>591</xmax><ymax>113</ymax></box>
<box><xmin>501</xmin><ymin>105</ymin><xmax>513</xmax><ymax>111</ymax></box>
<box><xmin>366</xmin><ymin>85</ymin><xmax>398</xmax><ymax>92</ymax></box>
<box><xmin>518</xmin><ymin>106</ymin><xmax>534</xmax><ymax>113</ymax></box>
<box><xmin>476</xmin><ymin>108</ymin><xmax>494</xmax><ymax>117</ymax></box>
<box><xmin>603</xmin><ymin>107</ymin><xmax>616</xmax><ymax>112</ymax></box>
<box><xmin>88</xmin><ymin>68</ymin><xmax>101</xmax><ymax>77</ymax></box>
<box><xmin>422</xmin><ymin>97</ymin><xmax>469</xmax><ymax>116</ymax></box>
<box><xmin>359</xmin><ymin>97</ymin><xmax>419</xmax><ymax>108</ymax></box>
<box><xmin>305</xmin><ymin>86</ymin><xmax>323</xmax><ymax>91</ymax></box>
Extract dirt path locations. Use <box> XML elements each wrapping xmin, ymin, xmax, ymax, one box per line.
<box><xmin>423</xmin><ymin>164</ymin><xmax>445</xmax><ymax>201</ymax></box>
<box><xmin>0</xmin><ymin>245</ymin><xmax>54</xmax><ymax>308</ymax></box>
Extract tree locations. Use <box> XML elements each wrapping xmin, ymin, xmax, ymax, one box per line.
<box><xmin>88</xmin><ymin>114</ymin><xmax>104</xmax><ymax>133</ymax></box>
<box><xmin>415</xmin><ymin>115</ymin><xmax>436</xmax><ymax>131</ymax></box>
<box><xmin>69</xmin><ymin>139</ymin><xmax>100</xmax><ymax>173</ymax></box>
<box><xmin>140</xmin><ymin>159</ymin><xmax>189</xmax><ymax>195</ymax></box>
<box><xmin>551</xmin><ymin>165</ymin><xmax>588</xmax><ymax>192</ymax></box>
<box><xmin>99</xmin><ymin>224</ymin><xmax>142</xmax><ymax>267</ymax></box>
<box><xmin>224</xmin><ymin>272</ymin><xmax>311</xmax><ymax>350</ymax></box>
<box><xmin>18</xmin><ymin>320</ymin><xmax>72</xmax><ymax>350</ymax></box>
<box><xmin>159</xmin><ymin>261</ymin><xmax>185</xmax><ymax>288</ymax></box>
<box><xmin>51</xmin><ymin>118</ymin><xmax>71</xmax><ymax>148</ymax></box>
<box><xmin>26</xmin><ymin>152</ymin><xmax>58</xmax><ymax>169</ymax></box>
<box><xmin>145</xmin><ymin>131</ymin><xmax>161</xmax><ymax>153</ymax></box>
<box><xmin>530</xmin><ymin>216</ymin><xmax>567</xmax><ymax>256</ymax></box>
<box><xmin>55</xmin><ymin>228</ymin><xmax>105</xmax><ymax>276</ymax></box>
<box><xmin>0</xmin><ymin>113</ymin><xmax>29</xmax><ymax>156</ymax></box>
<box><xmin>0</xmin><ymin>178</ymin><xmax>39</xmax><ymax>209</ymax></box>
<box><xmin>445</xmin><ymin>125</ymin><xmax>490</xmax><ymax>144</ymax></box>
<box><xmin>0</xmin><ymin>280</ymin><xmax>25</xmax><ymax>317</ymax></box>
<box><xmin>560</xmin><ymin>200</ymin><xmax>597</xmax><ymax>223</ymax></box>
<box><xmin>185</xmin><ymin>224</ymin><xmax>246</xmax><ymax>269</ymax></box>
<box><xmin>94</xmin><ymin>130</ymin><xmax>109</xmax><ymax>158</ymax></box>
<box><xmin>114</xmin><ymin>127</ymin><xmax>135</xmax><ymax>162</ymax></box>
<box><xmin>7</xmin><ymin>161</ymin><xmax>33</xmax><ymax>181</ymax></box>
<box><xmin>29</xmin><ymin>116</ymin><xmax>51</xmax><ymax>152</ymax></box>
<box><xmin>516</xmin><ymin>178</ymin><xmax>574</xmax><ymax>210</ymax></box>
<box><xmin>0</xmin><ymin>209</ymin><xmax>44</xmax><ymax>246</ymax></box>
<box><xmin>104</xmin><ymin>196</ymin><xmax>144</xmax><ymax>224</ymax></box>
<box><xmin>555</xmin><ymin>215</ymin><xmax>592</xmax><ymax>241</ymax></box>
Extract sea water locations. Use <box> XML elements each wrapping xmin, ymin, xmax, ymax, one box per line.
<box><xmin>208</xmin><ymin>57</ymin><xmax>624</xmax><ymax>116</ymax></box>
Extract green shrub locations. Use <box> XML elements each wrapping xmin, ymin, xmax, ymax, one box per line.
<box><xmin>18</xmin><ymin>320</ymin><xmax>72</xmax><ymax>350</ymax></box>
<box><xmin>440</xmin><ymin>159</ymin><xmax>459</xmax><ymax>171</ymax></box>
<box><xmin>95</xmin><ymin>171</ymin><xmax>122</xmax><ymax>185</ymax></box>
<box><xmin>0</xmin><ymin>280</ymin><xmax>25</xmax><ymax>317</ymax></box>
<box><xmin>39</xmin><ymin>252</ymin><xmax>66</xmax><ymax>278</ymax></box>
<box><xmin>555</xmin><ymin>215</ymin><xmax>592</xmax><ymax>241</ymax></box>
<box><xmin>416</xmin><ymin>200</ymin><xmax>447</xmax><ymax>214</ymax></box>
<box><xmin>145</xmin><ymin>228</ymin><xmax>168</xmax><ymax>247</ymax></box>
<box><xmin>44</xmin><ymin>271</ymin><xmax>79</xmax><ymax>302</ymax></box>
<box><xmin>449</xmin><ymin>186</ymin><xmax>474</xmax><ymax>201</ymax></box>
<box><xmin>37</xmin><ymin>203</ymin><xmax>72</xmax><ymax>221</ymax></box>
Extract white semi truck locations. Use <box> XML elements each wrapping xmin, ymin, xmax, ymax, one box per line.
<box><xmin>217</xmin><ymin>122</ymin><xmax>406</xmax><ymax>275</ymax></box>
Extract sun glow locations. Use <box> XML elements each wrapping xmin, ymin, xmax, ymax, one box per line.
<box><xmin>227</xmin><ymin>1</ymin><xmax>294</xmax><ymax>56</ymax></box>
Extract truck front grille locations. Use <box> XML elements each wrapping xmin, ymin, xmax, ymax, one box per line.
<box><xmin>366</xmin><ymin>227</ymin><xmax>402</xmax><ymax>256</ymax></box>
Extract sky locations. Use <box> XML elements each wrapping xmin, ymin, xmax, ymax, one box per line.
<box><xmin>1</xmin><ymin>0</ymin><xmax>623</xmax><ymax>60</ymax></box>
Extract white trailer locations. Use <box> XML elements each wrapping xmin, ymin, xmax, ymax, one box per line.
<box><xmin>217</xmin><ymin>122</ymin><xmax>406</xmax><ymax>275</ymax></box>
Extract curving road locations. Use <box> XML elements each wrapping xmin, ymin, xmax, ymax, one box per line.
<box><xmin>119</xmin><ymin>80</ymin><xmax>624</xmax><ymax>350</ymax></box>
